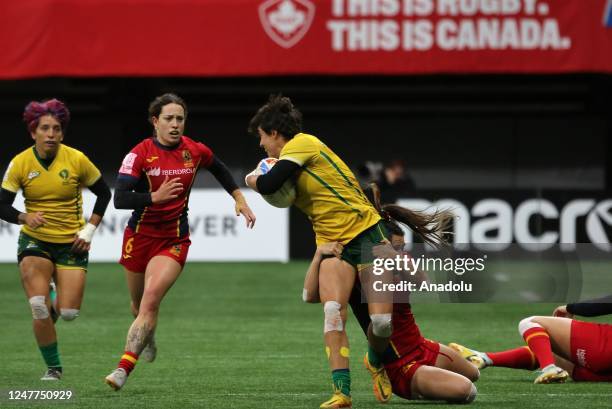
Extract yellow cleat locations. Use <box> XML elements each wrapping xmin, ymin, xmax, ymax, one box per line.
<box><xmin>364</xmin><ymin>353</ymin><xmax>392</xmax><ymax>403</ymax></box>
<box><xmin>448</xmin><ymin>343</ymin><xmax>488</xmax><ymax>369</ymax></box>
<box><xmin>320</xmin><ymin>391</ymin><xmax>352</xmax><ymax>409</ymax></box>
<box><xmin>534</xmin><ymin>364</ymin><xmax>569</xmax><ymax>384</ymax></box>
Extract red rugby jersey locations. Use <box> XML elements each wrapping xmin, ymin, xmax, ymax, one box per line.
<box><xmin>117</xmin><ymin>136</ymin><xmax>213</xmax><ymax>238</ymax></box>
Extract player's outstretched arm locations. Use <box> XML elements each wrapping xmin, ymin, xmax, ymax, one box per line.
<box><xmin>557</xmin><ymin>294</ymin><xmax>612</xmax><ymax>318</ymax></box>
<box><xmin>231</xmin><ymin>190</ymin><xmax>256</xmax><ymax>229</ymax></box>
<box><xmin>206</xmin><ymin>155</ymin><xmax>255</xmax><ymax>228</ymax></box>
<box><xmin>303</xmin><ymin>242</ymin><xmax>344</xmax><ymax>303</ymax></box>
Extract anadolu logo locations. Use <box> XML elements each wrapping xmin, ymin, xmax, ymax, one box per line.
<box><xmin>605</xmin><ymin>0</ymin><xmax>612</xmax><ymax>27</ymax></box>
<box><xmin>259</xmin><ymin>0</ymin><xmax>315</xmax><ymax>48</ymax></box>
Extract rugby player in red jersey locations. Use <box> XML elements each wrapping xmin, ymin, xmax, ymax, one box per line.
<box><xmin>105</xmin><ymin>93</ymin><xmax>255</xmax><ymax>390</ymax></box>
<box><xmin>303</xmin><ymin>220</ymin><xmax>480</xmax><ymax>404</ymax></box>
<box><xmin>450</xmin><ymin>297</ymin><xmax>612</xmax><ymax>384</ymax></box>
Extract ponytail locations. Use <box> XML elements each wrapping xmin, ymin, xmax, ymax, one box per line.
<box><xmin>370</xmin><ymin>183</ymin><xmax>454</xmax><ymax>248</ymax></box>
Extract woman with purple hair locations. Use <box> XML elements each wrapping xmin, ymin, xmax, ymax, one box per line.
<box><xmin>0</xmin><ymin>99</ymin><xmax>111</xmax><ymax>380</ymax></box>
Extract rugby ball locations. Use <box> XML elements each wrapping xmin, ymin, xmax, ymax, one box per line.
<box><xmin>253</xmin><ymin>158</ymin><xmax>296</xmax><ymax>208</ymax></box>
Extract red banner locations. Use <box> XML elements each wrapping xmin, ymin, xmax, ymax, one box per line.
<box><xmin>1</xmin><ymin>0</ymin><xmax>611</xmax><ymax>78</ymax></box>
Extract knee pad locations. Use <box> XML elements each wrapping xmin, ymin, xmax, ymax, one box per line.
<box><xmin>60</xmin><ymin>308</ymin><xmax>80</xmax><ymax>321</ymax></box>
<box><xmin>464</xmin><ymin>383</ymin><xmax>477</xmax><ymax>403</ymax></box>
<box><xmin>370</xmin><ymin>313</ymin><xmax>392</xmax><ymax>337</ymax></box>
<box><xmin>323</xmin><ymin>301</ymin><xmax>343</xmax><ymax>333</ymax></box>
<box><xmin>29</xmin><ymin>296</ymin><xmax>49</xmax><ymax>320</ymax></box>
<box><xmin>518</xmin><ymin>316</ymin><xmax>542</xmax><ymax>336</ymax></box>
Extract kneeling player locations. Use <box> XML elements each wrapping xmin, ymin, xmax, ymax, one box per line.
<box><xmin>303</xmin><ymin>221</ymin><xmax>479</xmax><ymax>405</ymax></box>
<box><xmin>450</xmin><ymin>295</ymin><xmax>612</xmax><ymax>384</ymax></box>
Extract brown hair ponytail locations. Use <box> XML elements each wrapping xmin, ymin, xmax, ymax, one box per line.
<box><xmin>370</xmin><ymin>183</ymin><xmax>454</xmax><ymax>248</ymax></box>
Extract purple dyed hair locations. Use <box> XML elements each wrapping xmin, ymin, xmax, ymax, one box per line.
<box><xmin>23</xmin><ymin>99</ymin><xmax>70</xmax><ymax>133</ymax></box>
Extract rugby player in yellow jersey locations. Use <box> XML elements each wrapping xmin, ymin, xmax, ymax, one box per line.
<box><xmin>0</xmin><ymin>99</ymin><xmax>111</xmax><ymax>380</ymax></box>
<box><xmin>245</xmin><ymin>95</ymin><xmax>451</xmax><ymax>409</ymax></box>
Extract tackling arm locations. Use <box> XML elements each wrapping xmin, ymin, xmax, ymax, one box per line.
<box><xmin>565</xmin><ymin>294</ymin><xmax>612</xmax><ymax>317</ymax></box>
<box><xmin>302</xmin><ymin>242</ymin><xmax>344</xmax><ymax>303</ymax></box>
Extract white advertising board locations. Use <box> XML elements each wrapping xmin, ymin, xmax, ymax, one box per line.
<box><xmin>0</xmin><ymin>189</ymin><xmax>288</xmax><ymax>262</ymax></box>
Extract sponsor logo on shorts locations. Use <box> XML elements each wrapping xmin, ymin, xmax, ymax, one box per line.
<box><xmin>576</xmin><ymin>348</ymin><xmax>587</xmax><ymax>367</ymax></box>
<box><xmin>169</xmin><ymin>244</ymin><xmax>182</xmax><ymax>257</ymax></box>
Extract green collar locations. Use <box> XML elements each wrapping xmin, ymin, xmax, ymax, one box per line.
<box><xmin>32</xmin><ymin>146</ymin><xmax>58</xmax><ymax>170</ymax></box>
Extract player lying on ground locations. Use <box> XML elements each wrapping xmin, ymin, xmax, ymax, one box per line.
<box><xmin>0</xmin><ymin>99</ymin><xmax>111</xmax><ymax>380</ymax></box>
<box><xmin>450</xmin><ymin>295</ymin><xmax>612</xmax><ymax>384</ymax></box>
<box><xmin>302</xmin><ymin>220</ymin><xmax>479</xmax><ymax>404</ymax></box>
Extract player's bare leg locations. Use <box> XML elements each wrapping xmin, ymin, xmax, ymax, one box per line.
<box><xmin>55</xmin><ymin>268</ymin><xmax>86</xmax><ymax>322</ymax></box>
<box><xmin>125</xmin><ymin>269</ymin><xmax>156</xmax><ymax>362</ymax></box>
<box><xmin>20</xmin><ymin>256</ymin><xmax>62</xmax><ymax>380</ymax></box>
<box><xmin>318</xmin><ymin>257</ymin><xmax>355</xmax><ymax>408</ymax></box>
<box><xmin>361</xmin><ymin>264</ymin><xmax>394</xmax><ymax>355</ymax></box>
<box><xmin>106</xmin><ymin>256</ymin><xmax>182</xmax><ymax>390</ymax></box>
<box><xmin>435</xmin><ymin>344</ymin><xmax>480</xmax><ymax>382</ymax></box>
<box><xmin>360</xmin><ymin>264</ymin><xmax>394</xmax><ymax>403</ymax></box>
<box><xmin>411</xmin><ymin>365</ymin><xmax>477</xmax><ymax>403</ymax></box>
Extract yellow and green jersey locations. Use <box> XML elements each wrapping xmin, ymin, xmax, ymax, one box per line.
<box><xmin>2</xmin><ymin>145</ymin><xmax>101</xmax><ymax>243</ymax></box>
<box><xmin>279</xmin><ymin>133</ymin><xmax>381</xmax><ymax>245</ymax></box>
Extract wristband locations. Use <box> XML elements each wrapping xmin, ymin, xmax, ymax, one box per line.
<box><xmin>77</xmin><ymin>223</ymin><xmax>97</xmax><ymax>243</ymax></box>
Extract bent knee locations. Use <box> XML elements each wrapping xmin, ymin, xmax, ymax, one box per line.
<box><xmin>60</xmin><ymin>308</ymin><xmax>80</xmax><ymax>321</ymax></box>
<box><xmin>448</xmin><ymin>380</ymin><xmax>477</xmax><ymax>404</ymax></box>
<box><xmin>518</xmin><ymin>315</ymin><xmax>545</xmax><ymax>335</ymax></box>
<box><xmin>462</xmin><ymin>382</ymin><xmax>477</xmax><ymax>404</ymax></box>
<box><xmin>370</xmin><ymin>313</ymin><xmax>392</xmax><ymax>337</ymax></box>
<box><xmin>467</xmin><ymin>367</ymin><xmax>480</xmax><ymax>382</ymax></box>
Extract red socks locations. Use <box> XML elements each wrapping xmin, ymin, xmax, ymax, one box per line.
<box><xmin>118</xmin><ymin>351</ymin><xmax>139</xmax><ymax>375</ymax></box>
<box><xmin>487</xmin><ymin>346</ymin><xmax>537</xmax><ymax>370</ymax></box>
<box><xmin>521</xmin><ymin>327</ymin><xmax>555</xmax><ymax>369</ymax></box>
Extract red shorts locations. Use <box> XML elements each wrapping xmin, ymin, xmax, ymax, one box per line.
<box><xmin>570</xmin><ymin>320</ymin><xmax>612</xmax><ymax>374</ymax></box>
<box><xmin>384</xmin><ymin>338</ymin><xmax>442</xmax><ymax>400</ymax></box>
<box><xmin>119</xmin><ymin>227</ymin><xmax>191</xmax><ymax>273</ymax></box>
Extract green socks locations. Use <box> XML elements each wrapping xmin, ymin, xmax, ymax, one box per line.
<box><xmin>332</xmin><ymin>369</ymin><xmax>350</xmax><ymax>396</ymax></box>
<box><xmin>39</xmin><ymin>342</ymin><xmax>61</xmax><ymax>370</ymax></box>
<box><xmin>368</xmin><ymin>345</ymin><xmax>382</xmax><ymax>368</ymax></box>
